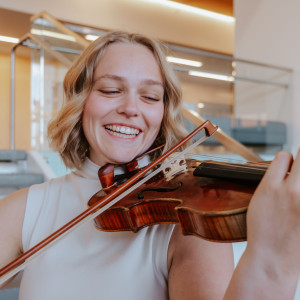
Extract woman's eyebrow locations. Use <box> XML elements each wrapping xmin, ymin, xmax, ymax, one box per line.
<box><xmin>94</xmin><ymin>74</ymin><xmax>163</xmax><ymax>87</ymax></box>
<box><xmin>94</xmin><ymin>74</ymin><xmax>124</xmax><ymax>82</ymax></box>
<box><xmin>142</xmin><ymin>79</ymin><xmax>164</xmax><ymax>88</ymax></box>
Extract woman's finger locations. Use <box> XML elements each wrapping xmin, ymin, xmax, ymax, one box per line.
<box><xmin>286</xmin><ymin>149</ymin><xmax>300</xmax><ymax>183</ymax></box>
<box><xmin>260</xmin><ymin>151</ymin><xmax>293</xmax><ymax>186</ymax></box>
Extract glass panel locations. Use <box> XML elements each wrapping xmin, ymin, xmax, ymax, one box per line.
<box><xmin>30</xmin><ymin>43</ymin><xmax>69</xmax><ymax>151</ymax></box>
<box><xmin>233</xmin><ymin>60</ymin><xmax>292</xmax><ymax>154</ymax></box>
<box><xmin>31</xmin><ymin>16</ymin><xmax>85</xmax><ymax>63</ymax></box>
<box><xmin>168</xmin><ymin>44</ymin><xmax>234</xmax><ymax>118</ymax></box>
<box><xmin>165</xmin><ymin>44</ymin><xmax>292</xmax><ymax>156</ymax></box>
<box><xmin>13</xmin><ymin>44</ymin><xmax>32</xmax><ymax>151</ymax></box>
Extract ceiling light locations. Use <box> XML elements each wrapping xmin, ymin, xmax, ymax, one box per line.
<box><xmin>189</xmin><ymin>70</ymin><xmax>234</xmax><ymax>82</ymax></box>
<box><xmin>31</xmin><ymin>29</ymin><xmax>76</xmax><ymax>42</ymax></box>
<box><xmin>0</xmin><ymin>36</ymin><xmax>19</xmax><ymax>43</ymax></box>
<box><xmin>85</xmin><ymin>34</ymin><xmax>100</xmax><ymax>41</ymax></box>
<box><xmin>167</xmin><ymin>56</ymin><xmax>202</xmax><ymax>67</ymax></box>
<box><xmin>141</xmin><ymin>0</ymin><xmax>235</xmax><ymax>23</ymax></box>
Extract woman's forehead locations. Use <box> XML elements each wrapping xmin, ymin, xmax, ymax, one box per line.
<box><xmin>93</xmin><ymin>42</ymin><xmax>164</xmax><ymax>83</ymax></box>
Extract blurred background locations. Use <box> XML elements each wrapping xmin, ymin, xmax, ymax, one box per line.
<box><xmin>1</xmin><ymin>0</ymin><xmax>298</xmax><ymax>158</ymax></box>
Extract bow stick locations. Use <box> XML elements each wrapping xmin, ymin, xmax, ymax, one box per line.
<box><xmin>0</xmin><ymin>120</ymin><xmax>217</xmax><ymax>284</ymax></box>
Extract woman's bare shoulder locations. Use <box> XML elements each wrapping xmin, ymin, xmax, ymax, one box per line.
<box><xmin>0</xmin><ymin>188</ymin><xmax>29</xmax><ymax>288</ymax></box>
<box><xmin>0</xmin><ymin>188</ymin><xmax>29</xmax><ymax>254</ymax></box>
<box><xmin>0</xmin><ymin>187</ymin><xmax>28</xmax><ymax>214</ymax></box>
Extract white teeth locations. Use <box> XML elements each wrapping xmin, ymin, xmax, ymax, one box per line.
<box><xmin>124</xmin><ymin>127</ymin><xmax>131</xmax><ymax>134</ymax></box>
<box><xmin>105</xmin><ymin>125</ymin><xmax>140</xmax><ymax>138</ymax></box>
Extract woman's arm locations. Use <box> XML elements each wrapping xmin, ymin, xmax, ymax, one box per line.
<box><xmin>168</xmin><ymin>226</ymin><xmax>234</xmax><ymax>300</ymax></box>
<box><xmin>0</xmin><ymin>188</ymin><xmax>28</xmax><ymax>288</ymax></box>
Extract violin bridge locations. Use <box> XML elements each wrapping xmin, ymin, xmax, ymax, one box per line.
<box><xmin>162</xmin><ymin>153</ymin><xmax>187</xmax><ymax>181</ymax></box>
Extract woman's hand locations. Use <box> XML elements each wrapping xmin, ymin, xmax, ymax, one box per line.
<box><xmin>247</xmin><ymin>150</ymin><xmax>300</xmax><ymax>278</ymax></box>
<box><xmin>224</xmin><ymin>150</ymin><xmax>300</xmax><ymax>300</ymax></box>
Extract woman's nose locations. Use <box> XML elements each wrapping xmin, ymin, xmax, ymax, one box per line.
<box><xmin>116</xmin><ymin>94</ymin><xmax>139</xmax><ymax>117</ymax></box>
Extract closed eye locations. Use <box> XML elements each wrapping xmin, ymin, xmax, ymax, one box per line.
<box><xmin>145</xmin><ymin>96</ymin><xmax>159</xmax><ymax>101</ymax></box>
<box><xmin>143</xmin><ymin>94</ymin><xmax>162</xmax><ymax>102</ymax></box>
<box><xmin>99</xmin><ymin>89</ymin><xmax>120</xmax><ymax>95</ymax></box>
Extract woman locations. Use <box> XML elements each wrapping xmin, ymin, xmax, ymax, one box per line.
<box><xmin>0</xmin><ymin>31</ymin><xmax>300</xmax><ymax>299</ymax></box>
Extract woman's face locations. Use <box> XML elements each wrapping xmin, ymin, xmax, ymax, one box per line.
<box><xmin>82</xmin><ymin>42</ymin><xmax>165</xmax><ymax>166</ymax></box>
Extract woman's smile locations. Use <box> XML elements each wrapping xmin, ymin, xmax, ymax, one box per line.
<box><xmin>104</xmin><ymin>124</ymin><xmax>141</xmax><ymax>139</ymax></box>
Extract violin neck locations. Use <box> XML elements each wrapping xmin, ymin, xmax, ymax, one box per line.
<box><xmin>193</xmin><ymin>161</ymin><xmax>267</xmax><ymax>183</ymax></box>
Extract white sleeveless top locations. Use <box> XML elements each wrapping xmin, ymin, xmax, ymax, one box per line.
<box><xmin>20</xmin><ymin>159</ymin><xmax>175</xmax><ymax>300</ymax></box>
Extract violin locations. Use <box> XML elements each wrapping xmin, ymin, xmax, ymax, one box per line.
<box><xmin>89</xmin><ymin>157</ymin><xmax>267</xmax><ymax>243</ymax></box>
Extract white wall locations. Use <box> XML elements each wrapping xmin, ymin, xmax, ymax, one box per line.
<box><xmin>234</xmin><ymin>0</ymin><xmax>300</xmax><ymax>155</ymax></box>
<box><xmin>0</xmin><ymin>0</ymin><xmax>234</xmax><ymax>54</ymax></box>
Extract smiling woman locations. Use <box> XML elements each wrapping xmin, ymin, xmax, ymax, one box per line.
<box><xmin>1</xmin><ymin>30</ymin><xmax>300</xmax><ymax>300</ymax></box>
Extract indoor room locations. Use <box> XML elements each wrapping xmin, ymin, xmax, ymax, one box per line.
<box><xmin>1</xmin><ymin>0</ymin><xmax>300</xmax><ymax>299</ymax></box>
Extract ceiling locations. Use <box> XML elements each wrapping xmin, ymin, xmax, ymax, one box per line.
<box><xmin>0</xmin><ymin>9</ymin><xmax>31</xmax><ymax>54</ymax></box>
<box><xmin>0</xmin><ymin>0</ymin><xmax>233</xmax><ymax>54</ymax></box>
<box><xmin>174</xmin><ymin>0</ymin><xmax>233</xmax><ymax>16</ymax></box>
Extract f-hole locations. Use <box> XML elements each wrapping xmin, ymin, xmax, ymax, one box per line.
<box><xmin>137</xmin><ymin>181</ymin><xmax>183</xmax><ymax>199</ymax></box>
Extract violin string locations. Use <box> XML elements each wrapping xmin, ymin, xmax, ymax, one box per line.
<box><xmin>191</xmin><ymin>153</ymin><xmax>246</xmax><ymax>163</ymax></box>
<box><xmin>190</xmin><ymin>153</ymin><xmax>262</xmax><ymax>165</ymax></box>
<box><xmin>190</xmin><ymin>152</ymin><xmax>291</xmax><ymax>175</ymax></box>
<box><xmin>189</xmin><ymin>153</ymin><xmax>273</xmax><ymax>171</ymax></box>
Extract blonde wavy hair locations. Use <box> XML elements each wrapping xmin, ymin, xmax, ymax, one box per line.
<box><xmin>48</xmin><ymin>31</ymin><xmax>187</xmax><ymax>169</ymax></box>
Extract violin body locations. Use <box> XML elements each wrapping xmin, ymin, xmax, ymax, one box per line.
<box><xmin>88</xmin><ymin>158</ymin><xmax>259</xmax><ymax>242</ymax></box>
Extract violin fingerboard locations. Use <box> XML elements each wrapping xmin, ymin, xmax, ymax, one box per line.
<box><xmin>193</xmin><ymin>161</ymin><xmax>266</xmax><ymax>183</ymax></box>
